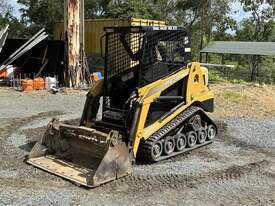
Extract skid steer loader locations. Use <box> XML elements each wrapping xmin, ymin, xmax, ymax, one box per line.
<box><xmin>27</xmin><ymin>26</ymin><xmax>217</xmax><ymax>187</ymax></box>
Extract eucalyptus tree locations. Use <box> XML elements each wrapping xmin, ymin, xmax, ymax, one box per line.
<box><xmin>236</xmin><ymin>0</ymin><xmax>275</xmax><ymax>81</ymax></box>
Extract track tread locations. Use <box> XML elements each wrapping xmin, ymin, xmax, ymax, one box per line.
<box><xmin>139</xmin><ymin>106</ymin><xmax>216</xmax><ymax>162</ymax></box>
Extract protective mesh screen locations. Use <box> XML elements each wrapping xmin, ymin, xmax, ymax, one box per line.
<box><xmin>105</xmin><ymin>32</ymin><xmax>143</xmax><ymax>80</ymax></box>
<box><xmin>140</xmin><ymin>30</ymin><xmax>190</xmax><ymax>86</ymax></box>
<box><xmin>103</xmin><ymin>27</ymin><xmax>191</xmax><ymax>115</ymax></box>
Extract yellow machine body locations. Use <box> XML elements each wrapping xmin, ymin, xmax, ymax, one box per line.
<box><xmin>129</xmin><ymin>63</ymin><xmax>213</xmax><ymax>156</ymax></box>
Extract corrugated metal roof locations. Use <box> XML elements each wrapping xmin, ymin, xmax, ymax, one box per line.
<box><xmin>201</xmin><ymin>41</ymin><xmax>275</xmax><ymax>56</ymax></box>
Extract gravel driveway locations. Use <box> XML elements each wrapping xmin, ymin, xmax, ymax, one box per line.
<box><xmin>0</xmin><ymin>88</ymin><xmax>274</xmax><ymax>206</ymax></box>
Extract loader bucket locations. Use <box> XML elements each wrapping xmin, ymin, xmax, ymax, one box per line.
<box><xmin>27</xmin><ymin>119</ymin><xmax>132</xmax><ymax>187</ymax></box>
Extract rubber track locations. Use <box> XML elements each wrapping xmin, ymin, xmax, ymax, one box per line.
<box><xmin>139</xmin><ymin>106</ymin><xmax>214</xmax><ymax>162</ymax></box>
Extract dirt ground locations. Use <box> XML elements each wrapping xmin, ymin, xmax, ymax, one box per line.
<box><xmin>0</xmin><ymin>84</ymin><xmax>275</xmax><ymax>206</ymax></box>
<box><xmin>212</xmin><ymin>83</ymin><xmax>275</xmax><ymax>119</ymax></box>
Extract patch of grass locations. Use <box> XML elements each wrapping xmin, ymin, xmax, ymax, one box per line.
<box><xmin>209</xmin><ymin>70</ymin><xmax>226</xmax><ymax>82</ymax></box>
<box><xmin>222</xmin><ymin>91</ymin><xmax>248</xmax><ymax>103</ymax></box>
<box><xmin>209</xmin><ymin>71</ymin><xmax>248</xmax><ymax>85</ymax></box>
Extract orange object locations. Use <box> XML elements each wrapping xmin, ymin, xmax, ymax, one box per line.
<box><xmin>33</xmin><ymin>78</ymin><xmax>45</xmax><ymax>90</ymax></box>
<box><xmin>22</xmin><ymin>79</ymin><xmax>34</xmax><ymax>91</ymax></box>
<box><xmin>0</xmin><ymin>70</ymin><xmax>7</xmax><ymax>78</ymax></box>
<box><xmin>90</xmin><ymin>73</ymin><xmax>99</xmax><ymax>81</ymax></box>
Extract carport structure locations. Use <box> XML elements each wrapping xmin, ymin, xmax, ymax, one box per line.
<box><xmin>200</xmin><ymin>41</ymin><xmax>275</xmax><ymax>81</ymax></box>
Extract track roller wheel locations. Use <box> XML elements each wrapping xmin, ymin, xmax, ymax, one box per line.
<box><xmin>187</xmin><ymin>131</ymin><xmax>197</xmax><ymax>148</ymax></box>
<box><xmin>164</xmin><ymin>136</ymin><xmax>175</xmax><ymax>155</ymax></box>
<box><xmin>207</xmin><ymin>124</ymin><xmax>217</xmax><ymax>140</ymax></box>
<box><xmin>198</xmin><ymin>129</ymin><xmax>207</xmax><ymax>144</ymax></box>
<box><xmin>188</xmin><ymin>115</ymin><xmax>202</xmax><ymax>131</ymax></box>
<box><xmin>151</xmin><ymin>140</ymin><xmax>163</xmax><ymax>161</ymax></box>
<box><xmin>175</xmin><ymin>133</ymin><xmax>187</xmax><ymax>151</ymax></box>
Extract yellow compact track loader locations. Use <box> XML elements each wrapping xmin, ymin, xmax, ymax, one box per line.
<box><xmin>27</xmin><ymin>26</ymin><xmax>217</xmax><ymax>187</ymax></box>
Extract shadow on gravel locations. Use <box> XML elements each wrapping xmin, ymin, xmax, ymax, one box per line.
<box><xmin>19</xmin><ymin>141</ymin><xmax>36</xmax><ymax>152</ymax></box>
<box><xmin>62</xmin><ymin>118</ymin><xmax>80</xmax><ymax>125</ymax></box>
<box><xmin>215</xmin><ymin>120</ymin><xmax>227</xmax><ymax>136</ymax></box>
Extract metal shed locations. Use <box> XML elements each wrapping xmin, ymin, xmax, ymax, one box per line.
<box><xmin>54</xmin><ymin>18</ymin><xmax>166</xmax><ymax>56</ymax></box>
<box><xmin>200</xmin><ymin>41</ymin><xmax>275</xmax><ymax>82</ymax></box>
<box><xmin>201</xmin><ymin>41</ymin><xmax>275</xmax><ymax>56</ymax></box>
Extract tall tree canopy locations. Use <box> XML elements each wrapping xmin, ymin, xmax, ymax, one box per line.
<box><xmin>172</xmin><ymin>0</ymin><xmax>235</xmax><ymax>59</ymax></box>
<box><xmin>105</xmin><ymin>0</ymin><xmax>156</xmax><ymax>19</ymax></box>
<box><xmin>18</xmin><ymin>0</ymin><xmax>64</xmax><ymax>36</ymax></box>
<box><xmin>0</xmin><ymin>0</ymin><xmax>26</xmax><ymax>38</ymax></box>
<box><xmin>236</xmin><ymin>0</ymin><xmax>274</xmax><ymax>41</ymax></box>
<box><xmin>0</xmin><ymin>0</ymin><xmax>11</xmax><ymax>16</ymax></box>
<box><xmin>236</xmin><ymin>0</ymin><xmax>275</xmax><ymax>81</ymax></box>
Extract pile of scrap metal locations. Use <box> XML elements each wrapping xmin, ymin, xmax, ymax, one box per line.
<box><xmin>0</xmin><ymin>25</ymin><xmax>9</xmax><ymax>84</ymax></box>
<box><xmin>0</xmin><ymin>25</ymin><xmax>9</xmax><ymax>54</ymax></box>
<box><xmin>0</xmin><ymin>28</ymin><xmax>48</xmax><ymax>72</ymax></box>
<box><xmin>0</xmin><ymin>28</ymin><xmax>48</xmax><ymax>87</ymax></box>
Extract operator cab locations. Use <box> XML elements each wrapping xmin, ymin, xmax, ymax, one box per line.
<box><xmin>100</xmin><ymin>26</ymin><xmax>192</xmax><ymax>129</ymax></box>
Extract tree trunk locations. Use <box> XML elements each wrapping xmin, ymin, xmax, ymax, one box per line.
<box><xmin>250</xmin><ymin>55</ymin><xmax>258</xmax><ymax>82</ymax></box>
<box><xmin>64</xmin><ymin>0</ymin><xmax>84</xmax><ymax>88</ymax></box>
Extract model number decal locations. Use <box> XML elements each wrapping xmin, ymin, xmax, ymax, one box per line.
<box><xmin>146</xmin><ymin>74</ymin><xmax>183</xmax><ymax>97</ymax></box>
